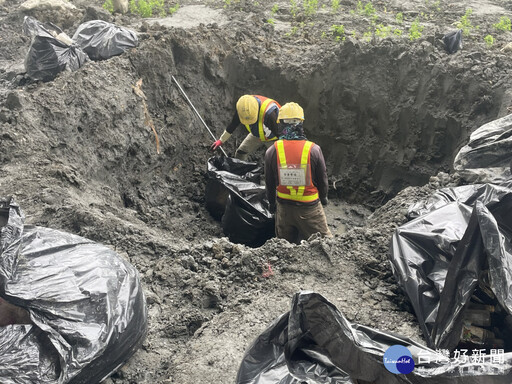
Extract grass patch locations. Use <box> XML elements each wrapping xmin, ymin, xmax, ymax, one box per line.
<box><xmin>493</xmin><ymin>16</ymin><xmax>511</xmax><ymax>32</ymax></box>
<box><xmin>456</xmin><ymin>8</ymin><xmax>475</xmax><ymax>37</ymax></box>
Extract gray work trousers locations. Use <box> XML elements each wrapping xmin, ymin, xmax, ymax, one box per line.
<box><xmin>235</xmin><ymin>133</ymin><xmax>272</xmax><ymax>161</ymax></box>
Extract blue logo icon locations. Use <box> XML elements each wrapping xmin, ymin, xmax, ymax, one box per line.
<box><xmin>383</xmin><ymin>345</ymin><xmax>415</xmax><ymax>374</ymax></box>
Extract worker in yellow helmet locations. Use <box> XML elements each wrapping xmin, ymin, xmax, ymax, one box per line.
<box><xmin>210</xmin><ymin>95</ymin><xmax>281</xmax><ymax>160</ymax></box>
<box><xmin>264</xmin><ymin>102</ymin><xmax>332</xmax><ymax>244</ymax></box>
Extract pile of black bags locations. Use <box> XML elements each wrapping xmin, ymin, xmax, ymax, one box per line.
<box><xmin>23</xmin><ymin>16</ymin><xmax>138</xmax><ymax>82</ymax></box>
<box><xmin>0</xmin><ymin>196</ymin><xmax>147</xmax><ymax>383</ymax></box>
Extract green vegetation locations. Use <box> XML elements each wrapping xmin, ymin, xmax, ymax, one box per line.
<box><xmin>303</xmin><ymin>0</ymin><xmax>318</xmax><ymax>17</ymax></box>
<box><xmin>224</xmin><ymin>0</ymin><xmax>241</xmax><ymax>8</ymax></box>
<box><xmin>285</xmin><ymin>25</ymin><xmax>299</xmax><ymax>36</ymax></box>
<box><xmin>484</xmin><ymin>34</ymin><xmax>495</xmax><ymax>47</ymax></box>
<box><xmin>267</xmin><ymin>3</ymin><xmax>278</xmax><ymax>23</ymax></box>
<box><xmin>364</xmin><ymin>2</ymin><xmax>376</xmax><ymax>17</ymax></box>
<box><xmin>356</xmin><ymin>1</ymin><xmax>364</xmax><ymax>14</ymax></box>
<box><xmin>330</xmin><ymin>24</ymin><xmax>345</xmax><ymax>41</ymax></box>
<box><xmin>353</xmin><ymin>1</ymin><xmax>378</xmax><ymax>23</ymax></box>
<box><xmin>456</xmin><ymin>8</ymin><xmax>475</xmax><ymax>37</ymax></box>
<box><xmin>169</xmin><ymin>3</ymin><xmax>179</xmax><ymax>15</ymax></box>
<box><xmin>395</xmin><ymin>12</ymin><xmax>403</xmax><ymax>23</ymax></box>
<box><xmin>409</xmin><ymin>17</ymin><xmax>423</xmax><ymax>40</ymax></box>
<box><xmin>493</xmin><ymin>16</ymin><xmax>511</xmax><ymax>32</ymax></box>
<box><xmin>425</xmin><ymin>0</ymin><xmax>441</xmax><ymax>12</ymax></box>
<box><xmin>393</xmin><ymin>28</ymin><xmax>403</xmax><ymax>36</ymax></box>
<box><xmin>375</xmin><ymin>24</ymin><xmax>391</xmax><ymax>38</ymax></box>
<box><xmin>290</xmin><ymin>0</ymin><xmax>298</xmax><ymax>18</ymax></box>
<box><xmin>129</xmin><ymin>0</ymin><xmax>165</xmax><ymax>17</ymax></box>
<box><xmin>331</xmin><ymin>0</ymin><xmax>340</xmax><ymax>13</ymax></box>
<box><xmin>104</xmin><ymin>0</ymin><xmax>177</xmax><ymax>16</ymax></box>
<box><xmin>102</xmin><ymin>0</ymin><xmax>114</xmax><ymax>13</ymax></box>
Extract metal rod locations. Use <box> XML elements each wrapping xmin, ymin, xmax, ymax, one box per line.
<box><xmin>171</xmin><ymin>75</ymin><xmax>228</xmax><ymax>157</ymax></box>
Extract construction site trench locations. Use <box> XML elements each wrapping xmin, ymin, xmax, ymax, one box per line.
<box><xmin>1</xmin><ymin>0</ymin><xmax>512</xmax><ymax>383</ymax></box>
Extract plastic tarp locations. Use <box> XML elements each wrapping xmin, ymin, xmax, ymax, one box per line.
<box><xmin>390</xmin><ymin>182</ymin><xmax>512</xmax><ymax>351</ymax></box>
<box><xmin>23</xmin><ymin>16</ymin><xmax>88</xmax><ymax>82</ymax></box>
<box><xmin>205</xmin><ymin>156</ymin><xmax>274</xmax><ymax>247</ymax></box>
<box><xmin>72</xmin><ymin>20</ymin><xmax>138</xmax><ymax>61</ymax></box>
<box><xmin>443</xmin><ymin>30</ymin><xmax>463</xmax><ymax>54</ymax></box>
<box><xmin>0</xmin><ymin>197</ymin><xmax>147</xmax><ymax>383</ymax></box>
<box><xmin>236</xmin><ymin>291</ymin><xmax>512</xmax><ymax>384</ymax></box>
<box><xmin>453</xmin><ymin>113</ymin><xmax>512</xmax><ymax>183</ymax></box>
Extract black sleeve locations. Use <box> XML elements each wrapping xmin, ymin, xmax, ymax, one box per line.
<box><xmin>265</xmin><ymin>108</ymin><xmax>279</xmax><ymax>137</ymax></box>
<box><xmin>311</xmin><ymin>144</ymin><xmax>328</xmax><ymax>202</ymax></box>
<box><xmin>264</xmin><ymin>146</ymin><xmax>277</xmax><ymax>212</ymax></box>
<box><xmin>226</xmin><ymin>111</ymin><xmax>241</xmax><ymax>134</ymax></box>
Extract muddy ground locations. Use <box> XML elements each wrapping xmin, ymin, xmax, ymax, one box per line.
<box><xmin>1</xmin><ymin>0</ymin><xmax>512</xmax><ymax>382</ymax></box>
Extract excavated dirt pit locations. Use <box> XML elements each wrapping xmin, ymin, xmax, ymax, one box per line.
<box><xmin>1</xmin><ymin>0</ymin><xmax>512</xmax><ymax>383</ymax></box>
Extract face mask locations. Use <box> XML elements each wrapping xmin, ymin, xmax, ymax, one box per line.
<box><xmin>279</xmin><ymin>122</ymin><xmax>306</xmax><ymax>140</ymax></box>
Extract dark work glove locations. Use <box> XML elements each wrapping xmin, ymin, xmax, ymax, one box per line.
<box><xmin>321</xmin><ymin>198</ymin><xmax>328</xmax><ymax>206</ymax></box>
<box><xmin>269</xmin><ymin>203</ymin><xmax>276</xmax><ymax>214</ymax></box>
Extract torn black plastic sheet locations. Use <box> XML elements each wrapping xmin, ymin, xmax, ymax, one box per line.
<box><xmin>236</xmin><ymin>292</ymin><xmax>512</xmax><ymax>384</ymax></box>
<box><xmin>390</xmin><ymin>182</ymin><xmax>512</xmax><ymax>350</ymax></box>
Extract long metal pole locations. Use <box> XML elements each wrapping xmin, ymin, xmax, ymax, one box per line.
<box><xmin>171</xmin><ymin>76</ymin><xmax>228</xmax><ymax>157</ymax></box>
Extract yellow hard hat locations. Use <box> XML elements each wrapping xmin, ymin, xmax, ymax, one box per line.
<box><xmin>277</xmin><ymin>102</ymin><xmax>304</xmax><ymax>123</ymax></box>
<box><xmin>236</xmin><ymin>95</ymin><xmax>259</xmax><ymax>125</ymax></box>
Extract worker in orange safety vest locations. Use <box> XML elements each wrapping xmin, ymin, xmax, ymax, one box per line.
<box><xmin>264</xmin><ymin>102</ymin><xmax>332</xmax><ymax>244</ymax></box>
<box><xmin>210</xmin><ymin>95</ymin><xmax>280</xmax><ymax>160</ymax></box>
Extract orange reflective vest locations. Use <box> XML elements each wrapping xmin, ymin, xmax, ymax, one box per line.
<box><xmin>275</xmin><ymin>140</ymin><xmax>319</xmax><ymax>203</ymax></box>
<box><xmin>244</xmin><ymin>95</ymin><xmax>280</xmax><ymax>142</ymax></box>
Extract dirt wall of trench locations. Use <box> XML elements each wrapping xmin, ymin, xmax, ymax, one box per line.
<box><xmin>130</xmin><ymin>23</ymin><xmax>512</xmax><ymax>207</ymax></box>
<box><xmin>3</xmin><ymin>15</ymin><xmax>512</xmax><ymax>218</ymax></box>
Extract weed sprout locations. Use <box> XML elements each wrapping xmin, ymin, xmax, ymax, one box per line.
<box><xmin>409</xmin><ymin>17</ymin><xmax>423</xmax><ymax>40</ymax></box>
<box><xmin>457</xmin><ymin>8</ymin><xmax>475</xmax><ymax>37</ymax></box>
<box><xmin>493</xmin><ymin>16</ymin><xmax>511</xmax><ymax>32</ymax></box>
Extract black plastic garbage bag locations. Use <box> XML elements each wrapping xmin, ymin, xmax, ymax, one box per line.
<box><xmin>453</xmin><ymin>113</ymin><xmax>512</xmax><ymax>183</ymax></box>
<box><xmin>205</xmin><ymin>156</ymin><xmax>261</xmax><ymax>219</ymax></box>
<box><xmin>206</xmin><ymin>156</ymin><xmax>274</xmax><ymax>246</ymax></box>
<box><xmin>390</xmin><ymin>182</ymin><xmax>512</xmax><ymax>350</ymax></box>
<box><xmin>407</xmin><ymin>183</ymin><xmax>512</xmax><ymax>220</ymax></box>
<box><xmin>222</xmin><ymin>192</ymin><xmax>275</xmax><ymax>247</ymax></box>
<box><xmin>72</xmin><ymin>20</ymin><xmax>138</xmax><ymax>61</ymax></box>
<box><xmin>443</xmin><ymin>29</ymin><xmax>463</xmax><ymax>54</ymax></box>
<box><xmin>23</xmin><ymin>16</ymin><xmax>88</xmax><ymax>82</ymax></box>
<box><xmin>237</xmin><ymin>291</ymin><xmax>512</xmax><ymax>384</ymax></box>
<box><xmin>0</xmin><ymin>197</ymin><xmax>147</xmax><ymax>383</ymax></box>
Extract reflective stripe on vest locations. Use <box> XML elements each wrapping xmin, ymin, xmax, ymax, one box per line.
<box><xmin>244</xmin><ymin>97</ymin><xmax>277</xmax><ymax>142</ymax></box>
<box><xmin>275</xmin><ymin>140</ymin><xmax>319</xmax><ymax>202</ymax></box>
